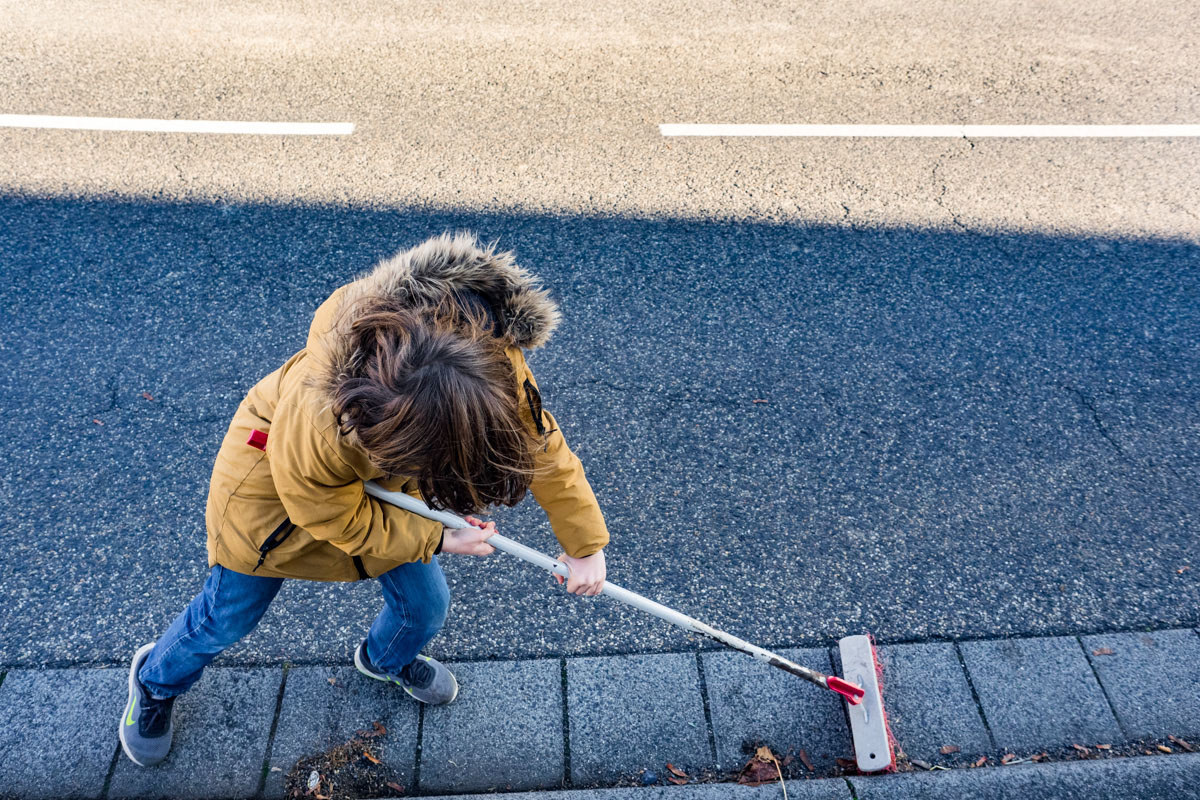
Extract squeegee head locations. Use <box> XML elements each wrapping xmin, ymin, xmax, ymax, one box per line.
<box><xmin>838</xmin><ymin>634</ymin><xmax>895</xmax><ymax>773</ymax></box>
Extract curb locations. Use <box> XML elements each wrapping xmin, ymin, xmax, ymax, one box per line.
<box><xmin>416</xmin><ymin>753</ymin><xmax>1200</xmax><ymax>800</ymax></box>
<box><xmin>0</xmin><ymin>627</ymin><xmax>1197</xmax><ymax>798</ymax></box>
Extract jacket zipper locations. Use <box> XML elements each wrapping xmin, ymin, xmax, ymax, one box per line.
<box><xmin>253</xmin><ymin>518</ymin><xmax>296</xmax><ymax>572</ymax></box>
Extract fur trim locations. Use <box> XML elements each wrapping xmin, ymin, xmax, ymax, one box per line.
<box><xmin>310</xmin><ymin>232</ymin><xmax>560</xmax><ymax>425</ymax></box>
<box><xmin>338</xmin><ymin>231</ymin><xmax>560</xmax><ymax>350</ymax></box>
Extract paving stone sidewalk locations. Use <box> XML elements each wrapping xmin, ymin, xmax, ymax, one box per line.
<box><xmin>1</xmin><ymin>628</ymin><xmax>1198</xmax><ymax>799</ymax></box>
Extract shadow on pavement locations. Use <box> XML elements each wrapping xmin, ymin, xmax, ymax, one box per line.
<box><xmin>1</xmin><ymin>192</ymin><xmax>1196</xmax><ymax>668</ymax></box>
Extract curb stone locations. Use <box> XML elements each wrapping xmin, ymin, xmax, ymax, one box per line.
<box><xmin>401</xmin><ymin>752</ymin><xmax>1200</xmax><ymax>800</ymax></box>
<box><xmin>1</xmin><ymin>628</ymin><xmax>1198</xmax><ymax>798</ymax></box>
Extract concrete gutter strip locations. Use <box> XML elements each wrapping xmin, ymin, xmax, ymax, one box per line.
<box><xmin>0</xmin><ymin>629</ymin><xmax>1196</xmax><ymax>799</ymax></box>
<box><xmin>421</xmin><ymin>754</ymin><xmax>1200</xmax><ymax>799</ymax></box>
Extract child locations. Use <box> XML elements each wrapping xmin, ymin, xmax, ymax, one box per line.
<box><xmin>119</xmin><ymin>232</ymin><xmax>609</xmax><ymax>766</ymax></box>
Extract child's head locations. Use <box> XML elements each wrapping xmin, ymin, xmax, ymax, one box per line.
<box><xmin>330</xmin><ymin>295</ymin><xmax>541</xmax><ymax>515</ymax></box>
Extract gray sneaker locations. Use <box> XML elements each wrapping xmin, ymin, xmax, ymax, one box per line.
<box><xmin>118</xmin><ymin>642</ymin><xmax>175</xmax><ymax>766</ymax></box>
<box><xmin>353</xmin><ymin>640</ymin><xmax>459</xmax><ymax>705</ymax></box>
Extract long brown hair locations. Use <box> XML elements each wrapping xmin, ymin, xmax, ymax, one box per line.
<box><xmin>330</xmin><ymin>295</ymin><xmax>541</xmax><ymax>514</ymax></box>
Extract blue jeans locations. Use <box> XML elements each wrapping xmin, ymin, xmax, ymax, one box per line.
<box><xmin>138</xmin><ymin>559</ymin><xmax>450</xmax><ymax>697</ymax></box>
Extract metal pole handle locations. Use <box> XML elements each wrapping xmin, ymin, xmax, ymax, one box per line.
<box><xmin>362</xmin><ymin>480</ymin><xmax>842</xmax><ymax>693</ymax></box>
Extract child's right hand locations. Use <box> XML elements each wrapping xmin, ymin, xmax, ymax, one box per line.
<box><xmin>440</xmin><ymin>517</ymin><xmax>497</xmax><ymax>556</ymax></box>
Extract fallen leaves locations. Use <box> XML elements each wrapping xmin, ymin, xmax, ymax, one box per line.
<box><xmin>939</xmin><ymin>745</ymin><xmax>960</xmax><ymax>755</ymax></box>
<box><xmin>1095</xmin><ymin>744</ymin><xmax>1111</xmax><ymax>751</ymax></box>
<box><xmin>798</xmin><ymin>748</ymin><xmax>814</xmax><ymax>772</ymax></box>
<box><xmin>1178</xmin><ymin>566</ymin><xmax>1192</xmax><ymax>574</ymax></box>
<box><xmin>1170</xmin><ymin>736</ymin><xmax>1195</xmax><ymax>752</ymax></box>
<box><xmin>1157</xmin><ymin>744</ymin><xmax>1173</xmax><ymax>754</ymax></box>
<box><xmin>1000</xmin><ymin>753</ymin><xmax>1017</xmax><ymax>764</ymax></box>
<box><xmin>1030</xmin><ymin>752</ymin><xmax>1048</xmax><ymax>762</ymax></box>
<box><xmin>141</xmin><ymin>392</ymin><xmax>154</xmax><ymax>401</ymax></box>
<box><xmin>385</xmin><ymin>782</ymin><xmax>404</xmax><ymax>794</ymax></box>
<box><xmin>665</xmin><ymin>763</ymin><xmax>689</xmax><ymax>785</ymax></box>
<box><xmin>1091</xmin><ymin>647</ymin><xmax>1115</xmax><ymax>656</ymax></box>
<box><xmin>971</xmin><ymin>756</ymin><xmax>988</xmax><ymax>768</ymax></box>
<box><xmin>357</xmin><ymin>721</ymin><xmax>387</xmax><ymax>739</ymax></box>
<box><xmin>92</xmin><ymin>418</ymin><xmax>104</xmax><ymax>425</ymax></box>
<box><xmin>286</xmin><ymin>722</ymin><xmax>392</xmax><ymax>799</ymax></box>
<box><xmin>739</xmin><ymin>746</ymin><xmax>787</xmax><ymax>798</ymax></box>
<box><xmin>1071</xmin><ymin>744</ymin><xmax>1089</xmax><ymax>754</ymax></box>
<box><xmin>752</xmin><ymin>399</ymin><xmax>769</xmax><ymax>404</ymax></box>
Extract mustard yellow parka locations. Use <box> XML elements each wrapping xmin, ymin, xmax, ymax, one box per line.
<box><xmin>205</xmin><ymin>233</ymin><xmax>609</xmax><ymax>581</ymax></box>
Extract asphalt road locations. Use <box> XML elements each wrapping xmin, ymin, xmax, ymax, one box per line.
<box><xmin>0</xmin><ymin>1</ymin><xmax>1197</xmax><ymax>667</ymax></box>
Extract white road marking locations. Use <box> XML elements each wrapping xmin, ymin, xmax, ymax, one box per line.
<box><xmin>659</xmin><ymin>124</ymin><xmax>1200</xmax><ymax>138</ymax></box>
<box><xmin>0</xmin><ymin>114</ymin><xmax>354</xmax><ymax>135</ymax></box>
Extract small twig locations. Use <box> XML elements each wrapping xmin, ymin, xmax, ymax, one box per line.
<box><xmin>765</xmin><ymin>750</ymin><xmax>787</xmax><ymax>800</ymax></box>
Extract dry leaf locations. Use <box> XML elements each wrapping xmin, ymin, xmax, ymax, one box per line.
<box><xmin>972</xmin><ymin>756</ymin><xmax>988</xmax><ymax>767</ymax></box>
<box><xmin>141</xmin><ymin>392</ymin><xmax>154</xmax><ymax>401</ymax></box>
<box><xmin>1096</xmin><ymin>744</ymin><xmax>1112</xmax><ymax>750</ymax></box>
<box><xmin>753</xmin><ymin>399</ymin><xmax>769</xmax><ymax>404</ymax></box>
<box><xmin>363</xmin><ymin>750</ymin><xmax>382</xmax><ymax>764</ymax></box>
<box><xmin>1178</xmin><ymin>566</ymin><xmax>1192</xmax><ymax>574</ymax></box>
<box><xmin>1169</xmin><ymin>736</ymin><xmax>1195</xmax><ymax>752</ymax></box>
<box><xmin>1001</xmin><ymin>753</ymin><xmax>1015</xmax><ymax>763</ymax></box>
<box><xmin>92</xmin><ymin>419</ymin><xmax>104</xmax><ymax>425</ymax></box>
<box><xmin>835</xmin><ymin>757</ymin><xmax>857</xmax><ymax>770</ymax></box>
<box><xmin>358</xmin><ymin>721</ymin><xmax>387</xmax><ymax>738</ymax></box>
<box><xmin>1091</xmin><ymin>647</ymin><xmax>1115</xmax><ymax>656</ymax></box>
<box><xmin>1157</xmin><ymin>745</ymin><xmax>1173</xmax><ymax>754</ymax></box>
<box><xmin>386</xmin><ymin>781</ymin><xmax>404</xmax><ymax>793</ymax></box>
<box><xmin>1071</xmin><ymin>744</ymin><xmax>1089</xmax><ymax>754</ymax></box>
<box><xmin>327</xmin><ymin>677</ymin><xmax>338</xmax><ymax>686</ymax></box>
<box><xmin>911</xmin><ymin>759</ymin><xmax>931</xmax><ymax>770</ymax></box>
<box><xmin>665</xmin><ymin>763</ymin><xmax>688</xmax><ymax>778</ymax></box>
<box><xmin>667</xmin><ymin>775</ymin><xmax>688</xmax><ymax>785</ymax></box>
<box><xmin>939</xmin><ymin>745</ymin><xmax>960</xmax><ymax>755</ymax></box>
<box><xmin>738</xmin><ymin>746</ymin><xmax>784</xmax><ymax>786</ymax></box>
<box><xmin>781</xmin><ymin>754</ymin><xmax>793</xmax><ymax>767</ymax></box>
<box><xmin>798</xmin><ymin>749</ymin><xmax>814</xmax><ymax>772</ymax></box>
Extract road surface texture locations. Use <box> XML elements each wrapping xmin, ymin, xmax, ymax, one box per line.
<box><xmin>0</xmin><ymin>1</ymin><xmax>1196</xmax><ymax>668</ymax></box>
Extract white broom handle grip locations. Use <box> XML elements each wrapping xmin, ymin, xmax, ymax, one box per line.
<box><xmin>362</xmin><ymin>480</ymin><xmax>834</xmax><ymax>689</ymax></box>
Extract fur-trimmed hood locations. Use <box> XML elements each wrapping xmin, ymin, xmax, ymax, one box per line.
<box><xmin>342</xmin><ymin>231</ymin><xmax>559</xmax><ymax>350</ymax></box>
<box><xmin>313</xmin><ymin>231</ymin><xmax>561</xmax><ymax>394</ymax></box>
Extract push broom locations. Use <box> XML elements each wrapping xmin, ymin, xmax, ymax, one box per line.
<box><xmin>364</xmin><ymin>481</ymin><xmax>895</xmax><ymax>773</ymax></box>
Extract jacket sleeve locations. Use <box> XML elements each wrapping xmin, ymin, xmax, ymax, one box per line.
<box><xmin>516</xmin><ymin>353</ymin><xmax>610</xmax><ymax>558</ymax></box>
<box><xmin>267</xmin><ymin>396</ymin><xmax>445</xmax><ymax>564</ymax></box>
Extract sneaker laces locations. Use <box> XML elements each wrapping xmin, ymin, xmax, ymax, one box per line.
<box><xmin>400</xmin><ymin>659</ymin><xmax>434</xmax><ymax>689</ymax></box>
<box><xmin>140</xmin><ymin>693</ymin><xmax>175</xmax><ymax>737</ymax></box>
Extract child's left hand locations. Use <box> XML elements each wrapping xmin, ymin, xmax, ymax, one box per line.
<box><xmin>554</xmin><ymin>550</ymin><xmax>606</xmax><ymax>596</ymax></box>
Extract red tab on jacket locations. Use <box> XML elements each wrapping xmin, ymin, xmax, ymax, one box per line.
<box><xmin>247</xmin><ymin>429</ymin><xmax>269</xmax><ymax>451</ymax></box>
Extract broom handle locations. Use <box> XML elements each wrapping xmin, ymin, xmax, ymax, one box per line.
<box><xmin>363</xmin><ymin>481</ymin><xmax>846</xmax><ymax>694</ymax></box>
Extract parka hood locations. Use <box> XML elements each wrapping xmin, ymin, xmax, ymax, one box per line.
<box><xmin>307</xmin><ymin>232</ymin><xmax>560</xmax><ymax>422</ymax></box>
<box><xmin>337</xmin><ymin>231</ymin><xmax>561</xmax><ymax>350</ymax></box>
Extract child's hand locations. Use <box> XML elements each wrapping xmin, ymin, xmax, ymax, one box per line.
<box><xmin>554</xmin><ymin>549</ymin><xmax>606</xmax><ymax>596</ymax></box>
<box><xmin>441</xmin><ymin>517</ymin><xmax>496</xmax><ymax>556</ymax></box>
